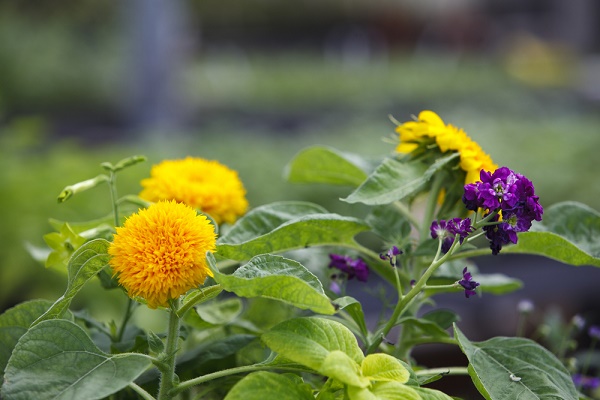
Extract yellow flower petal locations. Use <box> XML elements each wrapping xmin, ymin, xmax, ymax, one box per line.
<box><xmin>139</xmin><ymin>157</ymin><xmax>249</xmax><ymax>224</ymax></box>
<box><xmin>108</xmin><ymin>200</ymin><xmax>217</xmax><ymax>308</ymax></box>
<box><xmin>395</xmin><ymin>111</ymin><xmax>497</xmax><ymax>184</ymax></box>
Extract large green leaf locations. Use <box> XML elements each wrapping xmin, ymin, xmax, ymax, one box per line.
<box><xmin>342</xmin><ymin>153</ymin><xmax>459</xmax><ymax>205</ymax></box>
<box><xmin>224</xmin><ymin>371</ymin><xmax>315</xmax><ymax>400</ymax></box>
<box><xmin>365</xmin><ymin>204</ymin><xmax>412</xmax><ymax>243</ymax></box>
<box><xmin>503</xmin><ymin>201</ymin><xmax>600</xmax><ymax>267</ymax></box>
<box><xmin>217</xmin><ymin>202</ymin><xmax>370</xmax><ymax>260</ymax></box>
<box><xmin>211</xmin><ymin>253</ymin><xmax>335</xmax><ymax>315</ymax></box>
<box><xmin>34</xmin><ymin>239</ymin><xmax>111</xmax><ymax>325</ymax></box>
<box><xmin>347</xmin><ymin>381</ymin><xmax>421</xmax><ymax>400</ymax></box>
<box><xmin>1</xmin><ymin>319</ymin><xmax>151</xmax><ymax>400</ymax></box>
<box><xmin>262</xmin><ymin>317</ymin><xmax>365</xmax><ymax>378</ymax></box>
<box><xmin>0</xmin><ymin>300</ymin><xmax>73</xmax><ymax>382</ymax></box>
<box><xmin>454</xmin><ymin>324</ymin><xmax>578</xmax><ymax>400</ymax></box>
<box><xmin>285</xmin><ymin>145</ymin><xmax>371</xmax><ymax>186</ymax></box>
<box><xmin>412</xmin><ymin>387</ymin><xmax>455</xmax><ymax>400</ymax></box>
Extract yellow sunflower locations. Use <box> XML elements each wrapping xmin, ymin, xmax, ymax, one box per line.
<box><xmin>139</xmin><ymin>157</ymin><xmax>249</xmax><ymax>225</ymax></box>
<box><xmin>395</xmin><ymin>110</ymin><xmax>497</xmax><ymax>184</ymax></box>
<box><xmin>108</xmin><ymin>200</ymin><xmax>217</xmax><ymax>308</ymax></box>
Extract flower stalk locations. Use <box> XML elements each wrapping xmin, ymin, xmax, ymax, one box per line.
<box><xmin>157</xmin><ymin>299</ymin><xmax>182</xmax><ymax>400</ymax></box>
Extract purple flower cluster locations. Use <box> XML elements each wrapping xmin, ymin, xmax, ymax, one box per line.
<box><xmin>430</xmin><ymin>218</ymin><xmax>473</xmax><ymax>253</ymax></box>
<box><xmin>462</xmin><ymin>167</ymin><xmax>543</xmax><ymax>255</ymax></box>
<box><xmin>458</xmin><ymin>267</ymin><xmax>480</xmax><ymax>298</ymax></box>
<box><xmin>328</xmin><ymin>254</ymin><xmax>369</xmax><ymax>282</ymax></box>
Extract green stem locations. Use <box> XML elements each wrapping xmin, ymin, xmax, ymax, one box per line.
<box><xmin>157</xmin><ymin>300</ymin><xmax>182</xmax><ymax>400</ymax></box>
<box><xmin>129</xmin><ymin>382</ymin><xmax>156</xmax><ymax>400</ymax></box>
<box><xmin>108</xmin><ymin>170</ymin><xmax>120</xmax><ymax>227</ymax></box>
<box><xmin>447</xmin><ymin>248</ymin><xmax>491</xmax><ymax>261</ymax></box>
<box><xmin>366</xmin><ymin>237</ymin><xmax>460</xmax><ymax>354</ymax></box>
<box><xmin>116</xmin><ymin>298</ymin><xmax>136</xmax><ymax>342</ymax></box>
<box><xmin>415</xmin><ymin>366</ymin><xmax>469</xmax><ymax>376</ymax></box>
<box><xmin>171</xmin><ymin>364</ymin><xmax>310</xmax><ymax>396</ymax></box>
<box><xmin>402</xmin><ymin>336</ymin><xmax>458</xmax><ymax>348</ymax></box>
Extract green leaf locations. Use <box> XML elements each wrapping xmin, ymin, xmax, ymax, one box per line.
<box><xmin>196</xmin><ymin>298</ymin><xmax>243</xmax><ymax>325</ymax></box>
<box><xmin>34</xmin><ymin>239</ymin><xmax>111</xmax><ymax>324</ymax></box>
<box><xmin>476</xmin><ymin>274</ymin><xmax>523</xmax><ymax>295</ymax></box>
<box><xmin>285</xmin><ymin>145</ymin><xmax>371</xmax><ymax>186</ymax></box>
<box><xmin>333</xmin><ymin>296</ymin><xmax>369</xmax><ymax>341</ymax></box>
<box><xmin>211</xmin><ymin>253</ymin><xmax>335</xmax><ymax>315</ymax></box>
<box><xmin>321</xmin><ymin>350</ymin><xmax>370</xmax><ymax>388</ymax></box>
<box><xmin>217</xmin><ymin>201</ymin><xmax>370</xmax><ymax>261</ymax></box>
<box><xmin>365</xmin><ymin>205</ymin><xmax>412</xmax><ymax>243</ymax></box>
<box><xmin>361</xmin><ymin>353</ymin><xmax>410</xmax><ymax>383</ymax></box>
<box><xmin>398</xmin><ymin>317</ymin><xmax>451</xmax><ymax>340</ymax></box>
<box><xmin>342</xmin><ymin>153</ymin><xmax>459</xmax><ymax>205</ymax></box>
<box><xmin>503</xmin><ymin>201</ymin><xmax>600</xmax><ymax>267</ymax></box>
<box><xmin>176</xmin><ymin>334</ymin><xmax>257</xmax><ymax>372</ymax></box>
<box><xmin>224</xmin><ymin>371</ymin><xmax>315</xmax><ymax>400</ymax></box>
<box><xmin>43</xmin><ymin>223</ymin><xmax>87</xmax><ymax>269</ymax></box>
<box><xmin>1</xmin><ymin>319</ymin><xmax>151</xmax><ymax>400</ymax></box>
<box><xmin>177</xmin><ymin>284</ymin><xmax>224</xmax><ymax>317</ymax></box>
<box><xmin>347</xmin><ymin>381</ymin><xmax>421</xmax><ymax>400</ymax></box>
<box><xmin>421</xmin><ymin>309</ymin><xmax>460</xmax><ymax>330</ymax></box>
<box><xmin>412</xmin><ymin>387</ymin><xmax>456</xmax><ymax>400</ymax></box>
<box><xmin>454</xmin><ymin>324</ymin><xmax>578</xmax><ymax>400</ymax></box>
<box><xmin>147</xmin><ymin>331</ymin><xmax>165</xmax><ymax>355</ymax></box>
<box><xmin>0</xmin><ymin>300</ymin><xmax>72</xmax><ymax>381</ymax></box>
<box><xmin>262</xmin><ymin>317</ymin><xmax>365</xmax><ymax>377</ymax></box>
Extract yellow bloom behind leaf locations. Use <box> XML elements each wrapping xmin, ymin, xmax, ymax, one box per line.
<box><xmin>395</xmin><ymin>110</ymin><xmax>497</xmax><ymax>184</ymax></box>
<box><xmin>108</xmin><ymin>200</ymin><xmax>217</xmax><ymax>308</ymax></box>
<box><xmin>139</xmin><ymin>157</ymin><xmax>249</xmax><ymax>224</ymax></box>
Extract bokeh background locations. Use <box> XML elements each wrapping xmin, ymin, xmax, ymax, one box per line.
<box><xmin>1</xmin><ymin>0</ymin><xmax>599</xmax><ymax>397</ymax></box>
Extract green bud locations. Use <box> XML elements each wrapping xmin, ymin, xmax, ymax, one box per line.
<box><xmin>113</xmin><ymin>155</ymin><xmax>147</xmax><ymax>172</ymax></box>
<box><xmin>57</xmin><ymin>174</ymin><xmax>109</xmax><ymax>203</ymax></box>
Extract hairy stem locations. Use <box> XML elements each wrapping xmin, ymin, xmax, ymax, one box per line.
<box><xmin>157</xmin><ymin>300</ymin><xmax>181</xmax><ymax>400</ymax></box>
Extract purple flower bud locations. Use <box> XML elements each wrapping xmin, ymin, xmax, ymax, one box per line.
<box><xmin>458</xmin><ymin>267</ymin><xmax>480</xmax><ymax>298</ymax></box>
<box><xmin>379</xmin><ymin>246</ymin><xmax>402</xmax><ymax>267</ymax></box>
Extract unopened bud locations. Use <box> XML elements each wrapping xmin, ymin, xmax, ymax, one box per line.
<box><xmin>57</xmin><ymin>174</ymin><xmax>109</xmax><ymax>203</ymax></box>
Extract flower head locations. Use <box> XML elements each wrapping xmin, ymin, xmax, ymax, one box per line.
<box><xmin>328</xmin><ymin>254</ymin><xmax>369</xmax><ymax>282</ymax></box>
<box><xmin>458</xmin><ymin>267</ymin><xmax>480</xmax><ymax>298</ymax></box>
<box><xmin>430</xmin><ymin>218</ymin><xmax>473</xmax><ymax>253</ymax></box>
<box><xmin>395</xmin><ymin>111</ymin><xmax>497</xmax><ymax>184</ymax></box>
<box><xmin>108</xmin><ymin>200</ymin><xmax>217</xmax><ymax>308</ymax></box>
<box><xmin>379</xmin><ymin>246</ymin><xmax>402</xmax><ymax>267</ymax></box>
<box><xmin>464</xmin><ymin>167</ymin><xmax>543</xmax><ymax>255</ymax></box>
<box><xmin>139</xmin><ymin>157</ymin><xmax>249</xmax><ymax>225</ymax></box>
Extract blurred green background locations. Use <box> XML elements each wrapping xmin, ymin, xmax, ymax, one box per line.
<box><xmin>1</xmin><ymin>0</ymin><xmax>599</xmax><ymax>350</ymax></box>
